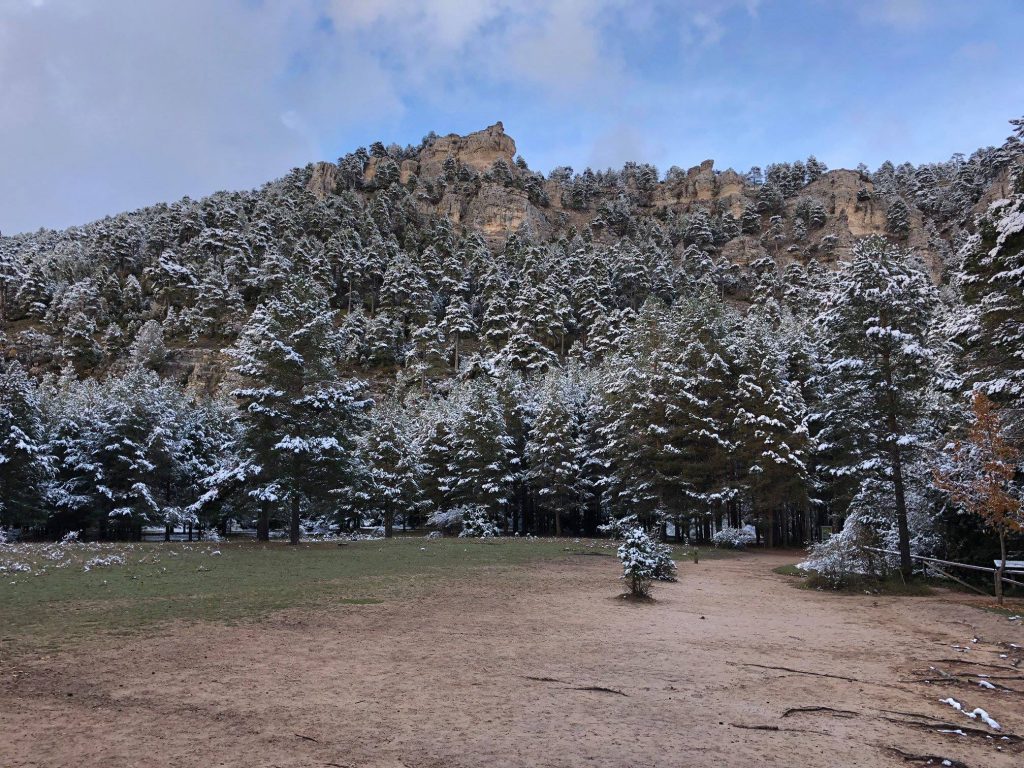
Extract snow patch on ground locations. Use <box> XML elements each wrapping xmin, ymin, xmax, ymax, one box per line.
<box><xmin>940</xmin><ymin>697</ymin><xmax>1001</xmax><ymax>730</ymax></box>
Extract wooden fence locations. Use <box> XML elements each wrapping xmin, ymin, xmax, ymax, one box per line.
<box><xmin>865</xmin><ymin>546</ymin><xmax>1024</xmax><ymax>598</ymax></box>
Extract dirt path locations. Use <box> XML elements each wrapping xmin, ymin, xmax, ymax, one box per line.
<box><xmin>2</xmin><ymin>551</ymin><xmax>1022</xmax><ymax>767</ymax></box>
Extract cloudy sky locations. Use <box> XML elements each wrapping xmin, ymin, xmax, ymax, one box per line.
<box><xmin>2</xmin><ymin>0</ymin><xmax>1022</xmax><ymax>234</ymax></box>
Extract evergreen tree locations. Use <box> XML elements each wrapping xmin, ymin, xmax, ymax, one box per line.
<box><xmin>816</xmin><ymin>236</ymin><xmax>938</xmax><ymax>576</ymax></box>
<box><xmin>441</xmin><ymin>294</ymin><xmax>475</xmax><ymax>370</ymax></box>
<box><xmin>359</xmin><ymin>400</ymin><xmax>424</xmax><ymax>537</ymax></box>
<box><xmin>444</xmin><ymin>380</ymin><xmax>515</xmax><ymax>517</ymax></box>
<box><xmin>0</xmin><ymin>362</ymin><xmax>49</xmax><ymax>529</ymax></box>
<box><xmin>886</xmin><ymin>197</ymin><xmax>911</xmax><ymax>237</ymax></box>
<box><xmin>229</xmin><ymin>273</ymin><xmax>370</xmax><ymax>543</ymax></box>
<box><xmin>955</xmin><ymin>176</ymin><xmax>1024</xmax><ymax>412</ymax></box>
<box><xmin>526</xmin><ymin>373</ymin><xmax>586</xmax><ymax>535</ymax></box>
<box><xmin>733</xmin><ymin>314</ymin><xmax>811</xmax><ymax>545</ymax></box>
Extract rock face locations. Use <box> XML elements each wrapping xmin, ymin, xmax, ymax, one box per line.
<box><xmin>306</xmin><ymin>161</ymin><xmax>338</xmax><ymax>199</ymax></box>
<box><xmin>416</xmin><ymin>122</ymin><xmax>517</xmax><ymax>179</ymax></box>
<box><xmin>300</xmin><ymin>122</ymin><xmax>997</xmax><ymax>276</ymax></box>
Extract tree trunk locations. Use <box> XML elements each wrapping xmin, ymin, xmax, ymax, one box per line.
<box><xmin>554</xmin><ymin>507</ymin><xmax>562</xmax><ymax>537</ymax></box>
<box><xmin>289</xmin><ymin>494</ymin><xmax>301</xmax><ymax>545</ymax></box>
<box><xmin>890</xmin><ymin>445</ymin><xmax>912</xmax><ymax>578</ymax></box>
<box><xmin>257</xmin><ymin>502</ymin><xmax>270</xmax><ymax>542</ymax></box>
<box><xmin>996</xmin><ymin>531</ymin><xmax>1007</xmax><ymax>605</ymax></box>
<box><xmin>881</xmin><ymin>338</ymin><xmax>914</xmax><ymax>579</ymax></box>
<box><xmin>384</xmin><ymin>506</ymin><xmax>394</xmax><ymax>539</ymax></box>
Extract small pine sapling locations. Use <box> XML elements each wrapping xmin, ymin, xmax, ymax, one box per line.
<box><xmin>617</xmin><ymin>527</ymin><xmax>677</xmax><ymax>598</ymax></box>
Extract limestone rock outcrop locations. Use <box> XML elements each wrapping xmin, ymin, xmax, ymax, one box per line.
<box><xmin>417</xmin><ymin>122</ymin><xmax>517</xmax><ymax>179</ymax></box>
<box><xmin>306</xmin><ymin>161</ymin><xmax>338</xmax><ymax>199</ymax></box>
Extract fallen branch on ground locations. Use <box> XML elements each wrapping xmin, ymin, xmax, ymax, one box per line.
<box><xmin>732</xmin><ymin>662</ymin><xmax>896</xmax><ymax>688</ymax></box>
<box><xmin>931</xmin><ymin>659</ymin><xmax>1019</xmax><ymax>670</ymax></box>
<box><xmin>878</xmin><ymin>709</ymin><xmax>947</xmax><ymax>722</ymax></box>
<box><xmin>522</xmin><ymin>676</ymin><xmax>627</xmax><ymax>695</ymax></box>
<box><xmin>781</xmin><ymin>706</ymin><xmax>859</xmax><ymax>718</ymax></box>
<box><xmin>885</xmin><ymin>747</ymin><xmax>969</xmax><ymax>767</ymax></box>
<box><xmin>569</xmin><ymin>685</ymin><xmax>628</xmax><ymax>696</ymax></box>
<box><xmin>880</xmin><ymin>716</ymin><xmax>1022</xmax><ymax>742</ymax></box>
<box><xmin>729</xmin><ymin>723</ymin><xmax>829</xmax><ymax>735</ymax></box>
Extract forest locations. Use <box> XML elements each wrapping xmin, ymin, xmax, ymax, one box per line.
<box><xmin>1</xmin><ymin>117</ymin><xmax>1023</xmax><ymax>579</ymax></box>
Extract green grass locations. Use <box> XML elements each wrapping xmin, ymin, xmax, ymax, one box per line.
<box><xmin>772</xmin><ymin>563</ymin><xmax>934</xmax><ymax>595</ymax></box>
<box><xmin>0</xmin><ymin>537</ymin><xmax>610</xmax><ymax>657</ymax></box>
<box><xmin>772</xmin><ymin>564</ymin><xmax>804</xmax><ymax>577</ymax></box>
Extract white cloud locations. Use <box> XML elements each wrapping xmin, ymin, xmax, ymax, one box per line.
<box><xmin>0</xmin><ymin>1</ymin><xmax>400</xmax><ymax>232</ymax></box>
<box><xmin>2</xmin><ymin>0</ymin><xmax>1007</xmax><ymax>233</ymax></box>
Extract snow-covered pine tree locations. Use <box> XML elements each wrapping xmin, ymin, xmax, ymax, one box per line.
<box><xmin>444</xmin><ymin>380</ymin><xmax>515</xmax><ymax>519</ymax></box>
<box><xmin>954</xmin><ymin>165</ymin><xmax>1024</xmax><ymax>414</ymax></box>
<box><xmin>886</xmin><ymin>196</ymin><xmax>911</xmax><ymax>237</ymax></box>
<box><xmin>816</xmin><ymin>235</ymin><xmax>938</xmax><ymax>576</ymax></box>
<box><xmin>359</xmin><ymin>400</ymin><xmax>425</xmax><ymax>537</ymax></box>
<box><xmin>733</xmin><ymin>310</ymin><xmax>810</xmax><ymax>546</ymax></box>
<box><xmin>0</xmin><ymin>362</ymin><xmax>49</xmax><ymax>529</ymax></box>
<box><xmin>441</xmin><ymin>294</ymin><xmax>475</xmax><ymax>370</ymax></box>
<box><xmin>525</xmin><ymin>372</ymin><xmax>586</xmax><ymax>536</ymax></box>
<box><xmin>229</xmin><ymin>272</ymin><xmax>370</xmax><ymax>544</ymax></box>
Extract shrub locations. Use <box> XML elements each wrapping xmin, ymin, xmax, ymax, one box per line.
<box><xmin>617</xmin><ymin>527</ymin><xmax>677</xmax><ymax>598</ymax></box>
<box><xmin>425</xmin><ymin>507</ymin><xmax>464</xmax><ymax>535</ymax></box>
<box><xmin>427</xmin><ymin>505</ymin><xmax>500</xmax><ymax>538</ymax></box>
<box><xmin>712</xmin><ymin>525</ymin><xmax>757</xmax><ymax>549</ymax></box>
<box><xmin>799</xmin><ymin>515</ymin><xmax>892</xmax><ymax>588</ymax></box>
<box><xmin>800</xmin><ymin>474</ymin><xmax>940</xmax><ymax>589</ymax></box>
<box><xmin>458</xmin><ymin>506</ymin><xmax>500</xmax><ymax>538</ymax></box>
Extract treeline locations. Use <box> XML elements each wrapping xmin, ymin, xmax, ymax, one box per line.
<box><xmin>1</xmin><ymin>119</ymin><xmax>1022</xmax><ymax>564</ymax></box>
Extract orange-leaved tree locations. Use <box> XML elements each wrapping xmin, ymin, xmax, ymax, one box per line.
<box><xmin>935</xmin><ymin>392</ymin><xmax>1023</xmax><ymax>604</ymax></box>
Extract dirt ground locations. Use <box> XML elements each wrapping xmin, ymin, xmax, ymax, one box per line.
<box><xmin>2</xmin><ymin>551</ymin><xmax>1022</xmax><ymax>768</ymax></box>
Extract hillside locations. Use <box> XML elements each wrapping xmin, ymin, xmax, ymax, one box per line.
<box><xmin>0</xmin><ymin>121</ymin><xmax>1018</xmax><ymax>388</ymax></box>
<box><xmin>1</xmin><ymin>118</ymin><xmax>1023</xmax><ymax>553</ymax></box>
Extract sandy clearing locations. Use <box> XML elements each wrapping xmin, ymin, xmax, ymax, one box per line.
<box><xmin>1</xmin><ymin>551</ymin><xmax>1022</xmax><ymax>768</ymax></box>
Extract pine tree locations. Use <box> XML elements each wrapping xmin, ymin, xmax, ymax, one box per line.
<box><xmin>444</xmin><ymin>380</ymin><xmax>515</xmax><ymax>517</ymax></box>
<box><xmin>0</xmin><ymin>362</ymin><xmax>49</xmax><ymax>529</ymax></box>
<box><xmin>526</xmin><ymin>373</ymin><xmax>586</xmax><ymax>535</ymax></box>
<box><xmin>684</xmin><ymin>211</ymin><xmax>715</xmax><ymax>247</ymax></box>
<box><xmin>0</xmin><ymin>242</ymin><xmax>22</xmax><ymax>322</ymax></box>
<box><xmin>733</xmin><ymin>313</ymin><xmax>810</xmax><ymax>545</ymax></box>
<box><xmin>359</xmin><ymin>400</ymin><xmax>424</xmax><ymax>537</ymax></box>
<box><xmin>816</xmin><ymin>236</ymin><xmax>938</xmax><ymax>576</ymax></box>
<box><xmin>886</xmin><ymin>197</ymin><xmax>911</xmax><ymax>237</ymax></box>
<box><xmin>441</xmin><ymin>294</ymin><xmax>475</xmax><ymax>370</ymax></box>
<box><xmin>955</xmin><ymin>175</ymin><xmax>1024</xmax><ymax>412</ymax></box>
<box><xmin>229</xmin><ymin>272</ymin><xmax>370</xmax><ymax>543</ymax></box>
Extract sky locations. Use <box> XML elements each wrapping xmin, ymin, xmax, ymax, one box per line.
<box><xmin>1</xmin><ymin>0</ymin><xmax>1022</xmax><ymax>234</ymax></box>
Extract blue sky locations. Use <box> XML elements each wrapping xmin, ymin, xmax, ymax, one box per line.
<box><xmin>2</xmin><ymin>0</ymin><xmax>1022</xmax><ymax>233</ymax></box>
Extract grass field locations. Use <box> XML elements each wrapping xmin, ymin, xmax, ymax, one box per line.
<box><xmin>0</xmin><ymin>537</ymin><xmax>727</xmax><ymax>657</ymax></box>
